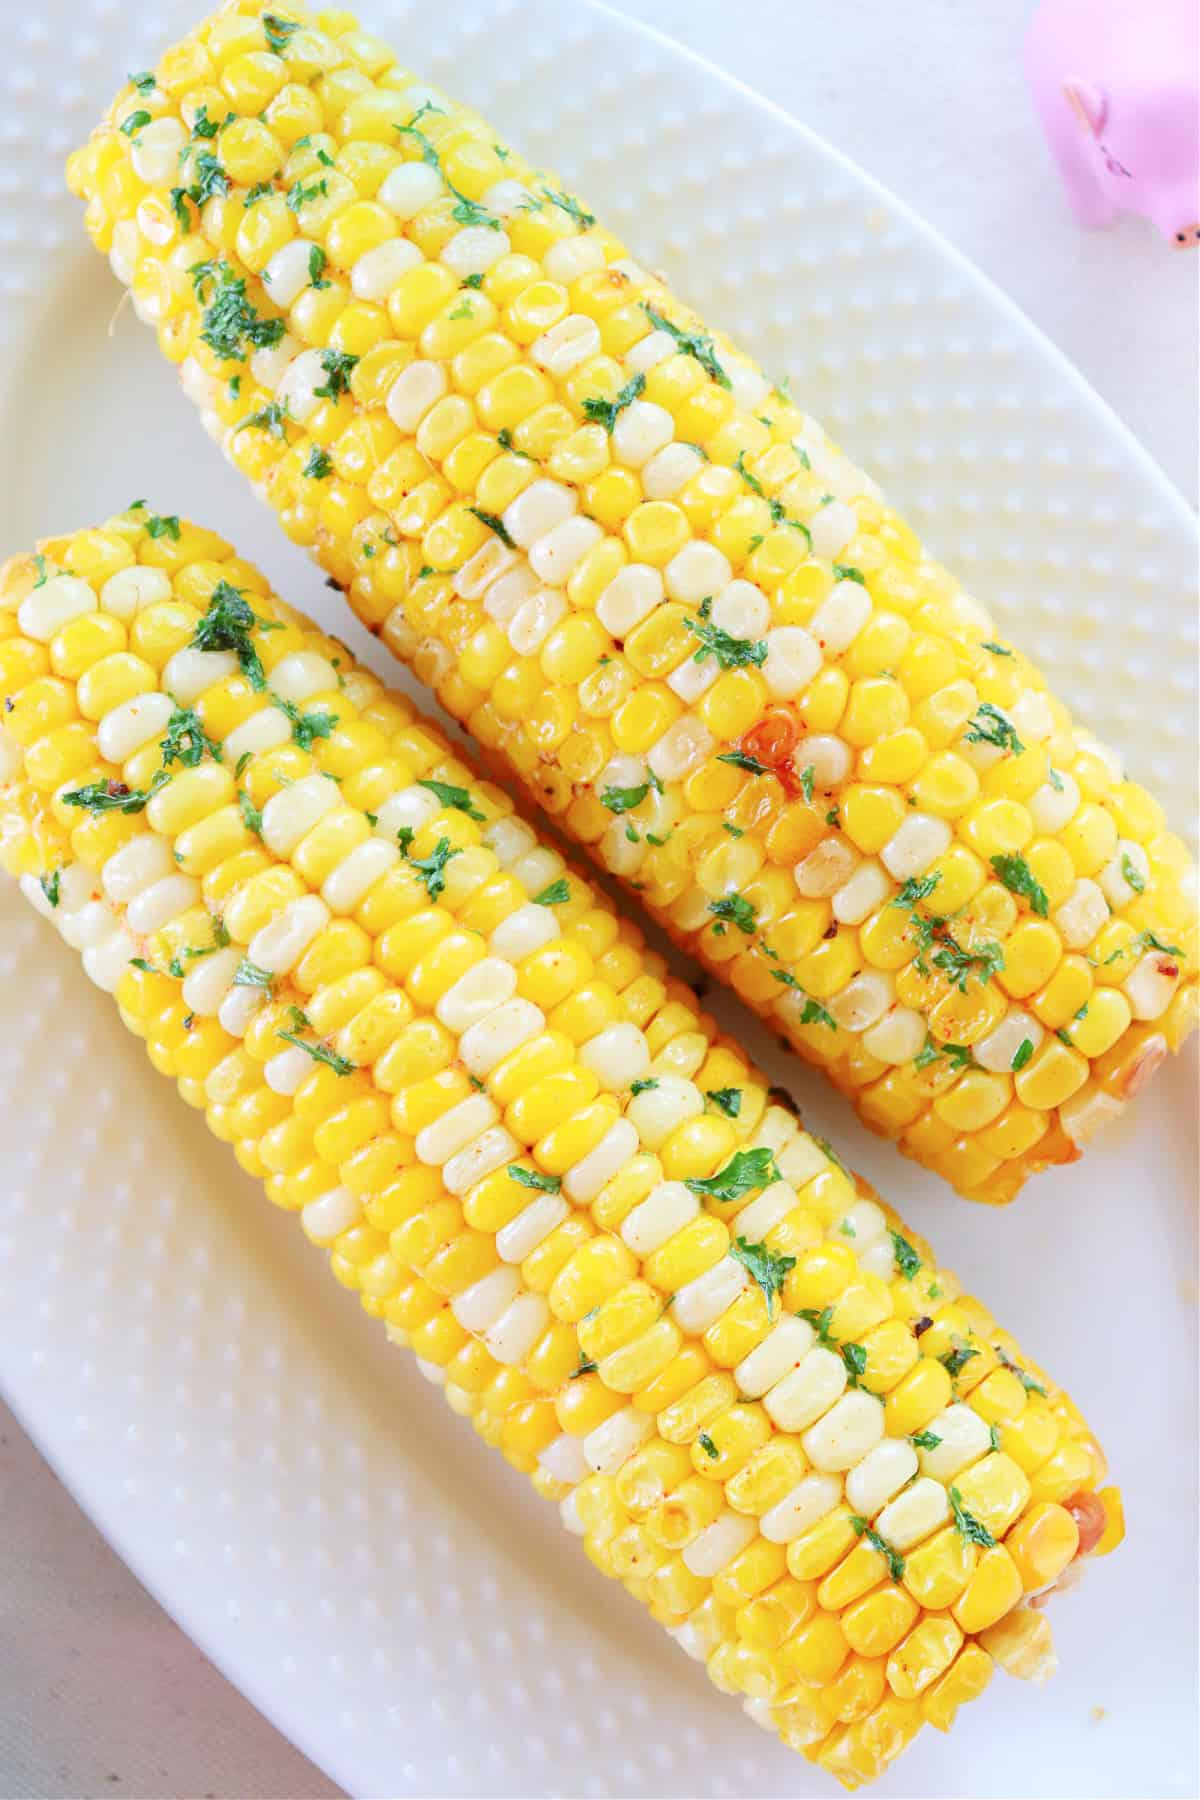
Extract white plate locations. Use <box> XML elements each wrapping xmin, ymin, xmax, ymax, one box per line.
<box><xmin>0</xmin><ymin>2</ymin><xmax>1196</xmax><ymax>1796</ymax></box>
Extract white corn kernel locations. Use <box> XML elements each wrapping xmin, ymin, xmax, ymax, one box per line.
<box><xmin>222</xmin><ymin>707</ymin><xmax>292</xmax><ymax>764</ymax></box>
<box><xmin>810</xmin><ymin>578</ymin><xmax>871</xmax><ymax>654</ymax></box>
<box><xmin>827</xmin><ymin>970</ymin><xmax>893</xmax><ymax>1033</ymax></box>
<box><xmin>82</xmin><ymin>928</ymin><xmax>138</xmax><ymax>993</ymax></box>
<box><xmin>321</xmin><ymin>839</ymin><xmax>401</xmax><ymax>914</ymax></box>
<box><xmin>484</xmin><ymin>816</ymin><xmax>538</xmax><ymax>869</ymax></box>
<box><xmin>833</xmin><ymin>859</ymin><xmax>891</xmax><ymax>926</ymax></box>
<box><xmin>1029</xmin><ymin>767</ymin><xmax>1080</xmax><ymax>835</ymax></box>
<box><xmin>712</xmin><ymin>580</ymin><xmax>771</xmax><ymax>642</ymax></box>
<box><xmin>161</xmin><ymin>647</ymin><xmax>239</xmax><ymax>705</ymax></box>
<box><xmin>1059</xmin><ymin>1085</ymin><xmax>1125</xmax><ymax>1145</ymax></box>
<box><xmin>734</xmin><ymin>1316</ymin><xmax>815</xmax><ymax>1399</ymax></box>
<box><xmin>458</xmin><ymin>998</ymin><xmax>545</xmax><ymax>1078</ymax></box>
<box><xmin>794</xmin><ymin>837</ymin><xmax>858</xmax><ymax>899</ymax></box>
<box><xmin>763</xmin><ymin>1346</ymin><xmax>847</xmax><ymax>1433</ymax></box>
<box><xmin>528</xmin><ymin>516</ymin><xmax>604</xmax><ymax>586</ymax></box>
<box><xmin>1054</xmin><ymin>878</ymin><xmax>1109</xmax><ymax>951</ymax></box>
<box><xmin>733</xmin><ymin>1181</ymin><xmax>800</xmax><ymax>1242</ymax></box>
<box><xmin>485</xmin><ymin>1288</ymin><xmax>549</xmax><ymax>1366</ymax></box>
<box><xmin>624</xmin><ymin>329</ymin><xmax>677</xmax><ymax>373</ymax></box>
<box><xmin>862</xmin><ymin>1005</ymin><xmax>926</xmax><ymax>1065</ymax></box>
<box><xmin>181</xmin><ymin>946</ymin><xmax>241</xmax><ymax>1017</ymax></box>
<box><xmin>261</xmin><ymin>775</ymin><xmax>342</xmax><ymax>857</ymax></box>
<box><xmin>881</xmin><ymin>813</ymin><xmax>953</xmax><ymax>881</ymax></box>
<box><xmin>583</xmin><ymin>1406</ymin><xmax>655</xmax><ymax>1477</ymax></box>
<box><xmin>875</xmin><ymin>1476</ymin><xmax>951</xmax><ymax>1551</ymax></box>
<box><xmin>502</xmin><ymin>479</ymin><xmax>576</xmax><ymax>549</ymax></box>
<box><xmin>671</xmin><ymin>1255</ymin><xmax>751</xmax><ymax>1334</ymax></box>
<box><xmin>802</xmin><ymin>1390</ymin><xmax>885</xmax><ymax>1472</ymax></box>
<box><xmin>508</xmin><ymin>588</ymin><xmax>567</xmax><ymax>656</ymax></box>
<box><xmin>374</xmin><ymin>784</ymin><xmax>441</xmax><ymax>839</ymax></box>
<box><xmin>452</xmin><ymin>1265</ymin><xmax>520</xmax><ymax>1333</ymax></box>
<box><xmin>845</xmin><ymin>1437</ymin><xmax>920</xmax><ymax>1518</ymax></box>
<box><xmin>456</xmin><ymin>537</ymin><xmax>519</xmax><ymax>601</ymax></box>
<box><xmin>218</xmin><ymin>983</ymin><xmax>264</xmax><ymax>1038</ymax></box>
<box><xmin>1124</xmin><ymin>949</ymin><xmax>1181</xmax><ymax>1020</ymax></box>
<box><xmin>436</xmin><ymin>956</ymin><xmax>517</xmax><ymax>1033</ymax></box>
<box><xmin>442</xmin><ymin>1125</ymin><xmax>520</xmax><ymax>1196</ymax></box>
<box><xmin>248</xmin><ymin>893</ymin><xmax>330</xmax><ymax>975</ymax></box>
<box><xmin>647</xmin><ymin>716</ymin><xmax>715</xmax><ymax>783</ymax></box>
<box><xmin>579</xmin><ymin>1021</ymin><xmax>651</xmax><ymax>1092</ymax></box>
<box><xmin>775</xmin><ymin>1131</ymin><xmax>829</xmax><ymax>1188</ymax></box>
<box><xmin>726</xmin><ymin>361</ymin><xmax>771</xmax><ymax>411</ymax></box>
<box><xmin>265</xmin><ymin>1044</ymin><xmax>317</xmax><ymax>1096</ymax></box>
<box><xmin>759</xmin><ymin>1474</ymin><xmax>842</xmax><ymax>1545</ymax></box>
<box><xmin>262</xmin><ymin>240</ymin><xmax>320</xmax><ymax>309</ymax></box>
<box><xmin>664</xmin><ymin>541</ymin><xmax>731</xmax><ymax>606</ymax></box>
<box><xmin>488</xmin><ymin>901</ymin><xmax>561</xmax><ymax>962</ymax></box>
<box><xmin>666</xmin><ymin>654</ymin><xmax>719</xmax><ymax>704</ymax></box>
<box><xmin>917</xmin><ymin>1404</ymin><xmax>994</xmax><ymax>1480</ymax></box>
<box><xmin>809</xmin><ymin>502</ymin><xmax>858</xmax><ymax>562</ymax></box>
<box><xmin>974</xmin><ymin>1009</ymin><xmax>1043</xmax><ymax>1075</ymax></box>
<box><xmin>626</xmin><ymin>1075</ymin><xmax>704</xmax><ymax>1149</ymax></box>
<box><xmin>1009</xmin><ymin>689</ymin><xmax>1054</xmax><ymax>745</ymax></box>
<box><xmin>497</xmin><ymin>1194</ymin><xmax>569</xmax><ymax>1263</ymax></box>
<box><xmin>441</xmin><ymin>224</ymin><xmax>509</xmax><ymax>277</ymax></box>
<box><xmin>385</xmin><ymin>358</ymin><xmax>447</xmax><ymax>432</ymax></box>
<box><xmin>538</xmin><ymin>1432</ymin><xmax>589</xmax><ymax>1486</ymax></box>
<box><xmin>129</xmin><ymin>116</ymin><xmax>189</xmax><ymax>185</ymax></box>
<box><xmin>479</xmin><ymin>178</ymin><xmax>532</xmax><ymax>216</ymax></box>
<box><xmin>611</xmin><ymin>399</ymin><xmax>674</xmax><ymax>468</ymax></box>
<box><xmin>18</xmin><ymin>574</ymin><xmax>97</xmax><ymax>643</ymax></box>
<box><xmin>349</xmin><ymin>237</ymin><xmax>424</xmax><ymax>300</ymax></box>
<box><xmin>564</xmin><ymin>1119</ymin><xmax>638</xmax><ymax>1203</ymax></box>
<box><xmin>596</xmin><ymin>563</ymin><xmax>663</xmax><ymax>637</ymax></box>
<box><xmin>542</xmin><ymin>237</ymin><xmax>606</xmax><ymax>282</ymax></box>
<box><xmin>1098</xmin><ymin>840</ymin><xmax>1150</xmax><ymax>910</ymax></box>
<box><xmin>682</xmin><ymin>1509</ymin><xmax>757</xmax><ymax>1576</ymax></box>
<box><xmin>530</xmin><ymin>314</ymin><xmax>602</xmax><ymax>376</ymax></box>
<box><xmin>98</xmin><ymin>565</ymin><xmax>172</xmax><ymax>620</ymax></box>
<box><xmin>414</xmin><ymin>1092</ymin><xmax>499</xmax><ymax>1165</ymax></box>
<box><xmin>269</xmin><ymin>652</ymin><xmax>339</xmax><ymax>704</ymax></box>
<box><xmin>378</xmin><ymin>160</ymin><xmax>444</xmax><ymax>218</ymax></box>
<box><xmin>641</xmin><ymin>442</ymin><xmax>705</xmax><ymax>500</ymax></box>
<box><xmin>96</xmin><ymin>692</ymin><xmax>176</xmax><ymax>768</ymax></box>
<box><xmin>620</xmin><ymin>1181</ymin><xmax>699</xmax><ymax>1257</ymax></box>
<box><xmin>763</xmin><ymin>627</ymin><xmax>822</xmax><ymax>700</ymax></box>
<box><xmin>794</xmin><ymin>733</ymin><xmax>852</xmax><ymax>790</ymax></box>
<box><xmin>125</xmin><ymin>874</ymin><xmax>201</xmax><ymax>936</ymax></box>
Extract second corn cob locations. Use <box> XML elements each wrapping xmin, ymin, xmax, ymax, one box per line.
<box><xmin>0</xmin><ymin>513</ymin><xmax>1121</xmax><ymax>1787</ymax></box>
<box><xmin>66</xmin><ymin>2</ymin><xmax>1199</xmax><ymax>1206</ymax></box>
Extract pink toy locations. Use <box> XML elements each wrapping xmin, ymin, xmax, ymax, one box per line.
<box><xmin>1025</xmin><ymin>0</ymin><xmax>1200</xmax><ymax>246</ymax></box>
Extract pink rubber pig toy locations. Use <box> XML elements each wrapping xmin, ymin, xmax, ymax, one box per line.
<box><xmin>1026</xmin><ymin>0</ymin><xmax>1200</xmax><ymax>246</ymax></box>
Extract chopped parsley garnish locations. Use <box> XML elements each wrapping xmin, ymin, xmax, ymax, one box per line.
<box><xmin>539</xmin><ymin>186</ymin><xmax>596</xmax><ymax>228</ymax></box>
<box><xmin>120</xmin><ymin>110</ymin><xmax>152</xmax><ymax>138</ymax></box>
<box><xmin>496</xmin><ymin>427</ymin><xmax>532</xmax><ymax>459</ymax></box>
<box><xmin>570</xmin><ymin>1356</ymin><xmax>597</xmax><ymax>1380</ymax></box>
<box><xmin>236</xmin><ymin>398</ymin><xmax>291</xmax><ymax>439</ymax></box>
<box><xmin>448</xmin><ymin>299</ymin><xmax>475</xmax><ymax>321</ymax></box>
<box><xmin>286</xmin><ymin>175</ymin><xmax>328</xmax><ymax>214</ymax></box>
<box><xmin>911</xmin><ymin>1429</ymin><xmax>942</xmax><ymax>1450</ymax></box>
<box><xmin>507</xmin><ymin>1165</ymin><xmax>562</xmax><ymax>1193</ymax></box>
<box><xmin>798</xmin><ymin>1306</ymin><xmax>835</xmax><ymax>1345</ymax></box>
<box><xmin>684</xmin><ymin>1146</ymin><xmax>779</xmax><ymax>1204</ymax></box>
<box><xmin>799</xmin><ymin>764</ymin><xmax>815</xmax><ymax>804</ymax></box>
<box><xmin>1103</xmin><ymin>929</ymin><xmax>1182</xmax><ymax>964</ymax></box>
<box><xmin>262</xmin><ymin>13</ymin><xmax>300</xmax><ymax>53</ymax></box>
<box><xmin>850</xmin><ymin>1517</ymin><xmax>905</xmax><ymax>1582</ymax></box>
<box><xmin>832</xmin><ymin>563</ymin><xmax>866</xmax><ymax>586</ymax></box>
<box><xmin>892</xmin><ymin>874</ymin><xmax>941</xmax><ymax>910</ymax></box>
<box><xmin>275</xmin><ymin>1026</ymin><xmax>355</xmax><ymax>1075</ymax></box>
<box><xmin>232</xmin><ymin>959</ymin><xmax>274</xmax><ymax>991</ymax></box>
<box><xmin>767</xmin><ymin>969</ymin><xmax>838</xmax><ymax>1030</ymax></box>
<box><xmin>730</xmin><ymin>1236</ymin><xmax>796</xmax><ymax>1316</ymax></box>
<box><xmin>995</xmin><ymin>1346</ymin><xmax>1047</xmax><ymax>1396</ymax></box>
<box><xmin>1121</xmin><ymin>854</ymin><xmax>1145</xmax><ymax>894</ymax></box>
<box><xmin>129</xmin><ymin>502</ymin><xmax>182</xmax><ymax>541</ymax></box>
<box><xmin>462</xmin><ymin>272</ymin><xmax>484</xmax><ymax>290</ymax></box>
<box><xmin>716</xmin><ymin>749</ymin><xmax>766</xmax><ymax>775</ymax></box>
<box><xmin>31</xmin><ymin>554</ymin><xmax>49</xmax><ymax>587</ymax></box>
<box><xmin>313</xmin><ymin>349</ymin><xmax>358</xmax><ymax>400</ymax></box>
<box><xmin>733</xmin><ymin>450</ymin><xmax>765</xmax><ymax>497</ymax></box>
<box><xmin>640</xmin><ymin>304</ymin><xmax>730</xmax><ymax>388</ymax></box>
<box><xmin>840</xmin><ymin>1341</ymin><xmax>869</xmax><ymax>1386</ymax></box>
<box><xmin>307</xmin><ymin>244</ymin><xmax>329</xmax><ymax>289</ymax></box>
<box><xmin>600</xmin><ymin>781</ymin><xmax>651</xmax><ymax>814</ymax></box>
<box><xmin>723</xmin><ymin>823</ymin><xmax>745</xmax><ymax>837</ymax></box>
<box><xmin>243</xmin><ymin>180</ymin><xmax>277</xmax><ymax>207</ymax></box>
<box><xmin>989</xmin><ymin>1423</ymin><xmax>1002</xmax><ymax>1451</ymax></box>
<box><xmin>303</xmin><ymin>445</ymin><xmax>333</xmax><ymax>480</ymax></box>
<box><xmin>697</xmin><ymin>1431</ymin><xmax>720</xmax><ymax>1460</ymax></box>
<box><xmin>706</xmin><ymin>1087</ymin><xmax>742</xmax><ymax>1118</ymax></box>
<box><xmin>685</xmin><ymin>612</ymin><xmax>766</xmax><ymax>671</ymax></box>
<box><xmin>582</xmin><ymin>372</ymin><xmax>645</xmax><ymax>434</ymax></box>
<box><xmin>160</xmin><ymin>705</ymin><xmax>221</xmax><ymax>769</ymax></box>
<box><xmin>38</xmin><ymin>870</ymin><xmax>61</xmax><ymax>908</ymax></box>
<box><xmin>407</xmin><ymin>836</ymin><xmax>459</xmax><ymax>900</ymax></box>
<box><xmin>271</xmin><ymin>695</ymin><xmax>336</xmax><ymax>751</ymax></box>
<box><xmin>732</xmin><ymin>453</ymin><xmax>810</xmax><ymax>542</ymax></box>
<box><xmin>416</xmin><ymin>777</ymin><xmax>485</xmax><ymax>820</ymax></box>
<box><xmin>940</xmin><ymin>1340</ymin><xmax>979</xmax><ymax>1378</ymax></box>
<box><xmin>914</xmin><ymin>1034</ymin><xmax>973</xmax><ymax>1072</ymax></box>
<box><xmin>533</xmin><ymin>878</ymin><xmax>570</xmax><ymax>907</ymax></box>
<box><xmin>198</xmin><ymin>264</ymin><xmax>284</xmax><ymax>362</ymax></box>
<box><xmin>629</xmin><ymin>1077</ymin><xmax>659</xmax><ymax>1096</ymax></box>
<box><xmin>468</xmin><ymin>506</ymin><xmax>514</xmax><ymax>547</ymax></box>
<box><xmin>63</xmin><ymin>773</ymin><xmax>168</xmax><ymax>814</ymax></box>
<box><xmin>130</xmin><ymin>71</ymin><xmax>156</xmax><ymax>95</ymax></box>
<box><xmin>948</xmin><ymin>1486</ymin><xmax>996</xmax><ymax>1548</ymax></box>
<box><xmin>889</xmin><ymin>1231</ymin><xmax>921</xmax><ymax>1280</ymax></box>
<box><xmin>965</xmin><ymin>703</ymin><xmax>1025</xmax><ymax>756</ymax></box>
<box><xmin>192</xmin><ymin>580</ymin><xmax>281</xmax><ymax>689</ymax></box>
<box><xmin>981</xmin><ymin>641</ymin><xmax>1013</xmax><ymax>657</ymax></box>
<box><xmin>708</xmin><ymin>893</ymin><xmax>757</xmax><ymax>935</ymax></box>
<box><xmin>1011</xmin><ymin>1038</ymin><xmax>1035</xmax><ymax>1072</ymax></box>
<box><xmin>991</xmin><ymin>853</ymin><xmax>1049</xmax><ymax>917</ymax></box>
<box><xmin>239</xmin><ymin>790</ymin><xmax>264</xmax><ymax>836</ymax></box>
<box><xmin>1047</xmin><ymin>766</ymin><xmax>1065</xmax><ymax>792</ymax></box>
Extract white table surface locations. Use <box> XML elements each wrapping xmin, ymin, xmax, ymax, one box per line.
<box><xmin>4</xmin><ymin>2</ymin><xmax>1196</xmax><ymax>1796</ymax></box>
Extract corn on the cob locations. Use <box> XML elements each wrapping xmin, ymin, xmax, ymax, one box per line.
<box><xmin>0</xmin><ymin>514</ymin><xmax>1122</xmax><ymax>1787</ymax></box>
<box><xmin>66</xmin><ymin>2</ymin><xmax>1199</xmax><ymax>1206</ymax></box>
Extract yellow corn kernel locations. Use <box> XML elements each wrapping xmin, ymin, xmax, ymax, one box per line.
<box><xmin>886</xmin><ymin>1614</ymin><xmax>963</xmax><ymax>1699</ymax></box>
<box><xmin>951</xmin><ymin>1544</ymin><xmax>1023</xmax><ymax>1634</ymax></box>
<box><xmin>921</xmin><ymin>1642</ymin><xmax>993</xmax><ymax>1733</ymax></box>
<box><xmin>901</xmin><ymin>1525</ymin><xmax>977</xmax><ymax>1611</ymax></box>
<box><xmin>841</xmin><ymin>1583</ymin><xmax>921</xmax><ymax>1659</ymax></box>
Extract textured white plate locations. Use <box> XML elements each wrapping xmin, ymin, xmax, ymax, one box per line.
<box><xmin>0</xmin><ymin>3</ymin><xmax>1197</xmax><ymax>1797</ymax></box>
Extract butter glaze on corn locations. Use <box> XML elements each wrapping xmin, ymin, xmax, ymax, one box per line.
<box><xmin>66</xmin><ymin>1</ymin><xmax>1199</xmax><ymax>1204</ymax></box>
<box><xmin>0</xmin><ymin>516</ymin><xmax>1122</xmax><ymax>1788</ymax></box>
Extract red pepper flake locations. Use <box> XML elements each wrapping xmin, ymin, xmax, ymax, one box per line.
<box><xmin>912</xmin><ymin>1315</ymin><xmax>933</xmax><ymax>1336</ymax></box>
<box><xmin>1158</xmin><ymin>961</ymin><xmax>1179</xmax><ymax>978</ymax></box>
<box><xmin>822</xmin><ymin>921</ymin><xmax>839</xmax><ymax>940</ymax></box>
<box><xmin>736</xmin><ymin>708</ymin><xmax>805</xmax><ymax>795</ymax></box>
<box><xmin>106</xmin><ymin>781</ymin><xmax>131</xmax><ymax>797</ymax></box>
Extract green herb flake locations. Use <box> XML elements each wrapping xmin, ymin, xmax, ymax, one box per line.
<box><xmin>407</xmin><ymin>835</ymin><xmax>459</xmax><ymax>901</ymax></box>
<box><xmin>275</xmin><ymin>1027</ymin><xmax>355</xmax><ymax>1075</ymax></box>
<box><xmin>130</xmin><ymin>71</ymin><xmax>156</xmax><ymax>95</ymax></box>
<box><xmin>120</xmin><ymin>110</ymin><xmax>152</xmax><ymax>138</ymax></box>
<box><xmin>990</xmin><ymin>853</ymin><xmax>1049</xmax><ymax>917</ymax></box>
<box><xmin>716</xmin><ymin>749</ymin><xmax>766</xmax><ymax>776</ymax></box>
<box><xmin>799</xmin><ymin>764</ymin><xmax>815</xmax><ymax>804</ymax></box>
<box><xmin>697</xmin><ymin>1430</ymin><xmax>720</xmax><ymax>1460</ymax></box>
<box><xmin>532</xmin><ymin>878</ymin><xmax>570</xmax><ymax>907</ymax></box>
<box><xmin>235</xmin><ymin>398</ymin><xmax>291</xmax><ymax>440</ymax></box>
<box><xmin>507</xmin><ymin>1165</ymin><xmax>562</xmax><ymax>1193</ymax></box>
<box><xmin>629</xmin><ymin>1077</ymin><xmax>659</xmax><ymax>1096</ymax></box>
<box><xmin>582</xmin><ymin>371</ymin><xmax>646</xmax><ymax>435</ymax></box>
<box><xmin>706</xmin><ymin>1087</ymin><xmax>742</xmax><ymax>1118</ymax></box>
<box><xmin>640</xmin><ymin>304</ymin><xmax>731</xmax><ymax>388</ymax></box>
<box><xmin>798</xmin><ymin>1305</ymin><xmax>835</xmax><ymax>1346</ymax></box>
<box><xmin>948</xmin><ymin>1485</ymin><xmax>996</xmax><ymax>1548</ymax></box>
<box><xmin>416</xmin><ymin>777</ymin><xmax>485</xmax><ymax>820</ymax></box>
<box><xmin>981</xmin><ymin>641</ymin><xmax>1013</xmax><ymax>657</ymax></box>
<box><xmin>995</xmin><ymin>1345</ymin><xmax>1047</xmax><ymax>1396</ymax></box>
<box><xmin>192</xmin><ymin>580</ymin><xmax>281</xmax><ymax>690</ymax></box>
<box><xmin>940</xmin><ymin>1340</ymin><xmax>980</xmax><ymax>1378</ymax></box>
<box><xmin>63</xmin><ymin>772</ymin><xmax>169</xmax><ymax>815</ymax></box>
<box><xmin>685</xmin><ymin>1147</ymin><xmax>780</xmax><ymax>1207</ymax></box>
<box><xmin>730</xmin><ymin>1236</ymin><xmax>796</xmax><ymax>1316</ymax></box>
<box><xmin>850</xmin><ymin>1516</ymin><xmax>905</xmax><ymax>1582</ymax></box>
<box><xmin>303</xmin><ymin>445</ymin><xmax>333</xmax><ymax>480</ymax></box>
<box><xmin>468</xmin><ymin>506</ymin><xmax>514</xmax><ymax>547</ymax></box>
<box><xmin>840</xmin><ymin>1341</ymin><xmax>869</xmax><ymax>1386</ymax></box>
<box><xmin>685</xmin><ymin>611</ymin><xmax>766</xmax><ymax>671</ymax></box>
<box><xmin>160</xmin><ymin>705</ymin><xmax>222</xmax><ymax>769</ymax></box>
<box><xmin>238</xmin><ymin>789</ymin><xmax>264</xmax><ymax>837</ymax></box>
<box><xmin>313</xmin><ymin>348</ymin><xmax>358</xmax><ymax>400</ymax></box>
<box><xmin>1121</xmin><ymin>853</ymin><xmax>1146</xmax><ymax>894</ymax></box>
<box><xmin>570</xmin><ymin>1356</ymin><xmax>597</xmax><ymax>1380</ymax></box>
<box><xmin>889</xmin><ymin>1231</ymin><xmax>922</xmax><ymax>1281</ymax></box>
<box><xmin>539</xmin><ymin>186</ymin><xmax>596</xmax><ymax>228</ymax></box>
<box><xmin>198</xmin><ymin>263</ymin><xmax>284</xmax><ymax>362</ymax></box>
<box><xmin>1011</xmin><ymin>1038</ymin><xmax>1035</xmax><ymax>1072</ymax></box>
<box><xmin>965</xmin><ymin>702</ymin><xmax>1025</xmax><ymax>757</ymax></box>
<box><xmin>38</xmin><ymin>870</ymin><xmax>61</xmax><ymax>908</ymax></box>
<box><xmin>232</xmin><ymin>959</ymin><xmax>274</xmax><ymax>991</ymax></box>
<box><xmin>832</xmin><ymin>563</ymin><xmax>866</xmax><ymax>586</ymax></box>
<box><xmin>910</xmin><ymin>1429</ymin><xmax>942</xmax><ymax>1450</ymax></box>
<box><xmin>262</xmin><ymin>13</ymin><xmax>301</xmax><ymax>54</ymax></box>
<box><xmin>600</xmin><ymin>781</ymin><xmax>651</xmax><ymax>815</ymax></box>
<box><xmin>708</xmin><ymin>893</ymin><xmax>757</xmax><ymax>935</ymax></box>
